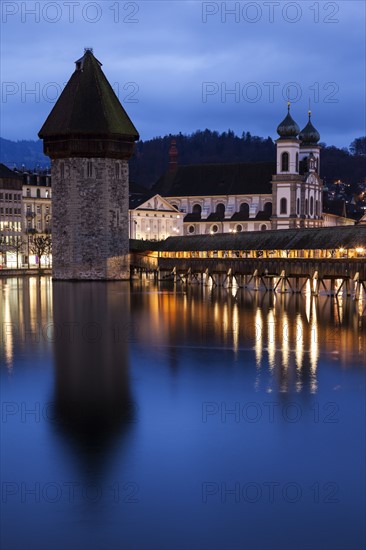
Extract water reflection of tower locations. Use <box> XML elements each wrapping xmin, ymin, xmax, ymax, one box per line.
<box><xmin>52</xmin><ymin>282</ymin><xmax>134</xmax><ymax>473</ymax></box>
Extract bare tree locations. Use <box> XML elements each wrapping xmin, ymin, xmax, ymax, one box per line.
<box><xmin>9</xmin><ymin>235</ymin><xmax>25</xmax><ymax>268</ymax></box>
<box><xmin>0</xmin><ymin>233</ymin><xmax>8</xmax><ymax>267</ymax></box>
<box><xmin>29</xmin><ymin>235</ymin><xmax>52</xmax><ymax>269</ymax></box>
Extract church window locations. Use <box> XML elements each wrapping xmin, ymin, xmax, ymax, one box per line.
<box><xmin>280</xmin><ymin>198</ymin><xmax>287</xmax><ymax>214</ymax></box>
<box><xmin>297</xmin><ymin>198</ymin><xmax>300</xmax><ymax>215</ymax></box>
<box><xmin>281</xmin><ymin>152</ymin><xmax>289</xmax><ymax>172</ymax></box>
<box><xmin>310</xmin><ymin>196</ymin><xmax>314</xmax><ymax>216</ymax></box>
<box><xmin>305</xmin><ymin>199</ymin><xmax>309</xmax><ymax>215</ymax></box>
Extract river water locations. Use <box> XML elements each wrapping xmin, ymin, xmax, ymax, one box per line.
<box><xmin>0</xmin><ymin>276</ymin><xmax>365</xmax><ymax>550</ymax></box>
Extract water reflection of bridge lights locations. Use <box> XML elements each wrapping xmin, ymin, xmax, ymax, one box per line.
<box><xmin>295</xmin><ymin>314</ymin><xmax>304</xmax><ymax>393</ymax></box>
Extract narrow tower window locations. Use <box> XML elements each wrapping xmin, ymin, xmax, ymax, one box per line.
<box><xmin>87</xmin><ymin>161</ymin><xmax>93</xmax><ymax>178</ymax></box>
<box><xmin>281</xmin><ymin>152</ymin><xmax>289</xmax><ymax>172</ymax></box>
<box><xmin>310</xmin><ymin>196</ymin><xmax>314</xmax><ymax>216</ymax></box>
<box><xmin>280</xmin><ymin>198</ymin><xmax>287</xmax><ymax>214</ymax></box>
<box><xmin>297</xmin><ymin>198</ymin><xmax>300</xmax><ymax>215</ymax></box>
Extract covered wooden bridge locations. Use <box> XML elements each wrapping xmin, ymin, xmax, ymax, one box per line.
<box><xmin>130</xmin><ymin>225</ymin><xmax>366</xmax><ymax>297</ymax></box>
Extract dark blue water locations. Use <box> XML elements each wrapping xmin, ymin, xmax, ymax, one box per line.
<box><xmin>1</xmin><ymin>277</ymin><xmax>365</xmax><ymax>550</ymax></box>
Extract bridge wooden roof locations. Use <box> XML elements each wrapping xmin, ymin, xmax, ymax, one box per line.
<box><xmin>130</xmin><ymin>226</ymin><xmax>366</xmax><ymax>252</ymax></box>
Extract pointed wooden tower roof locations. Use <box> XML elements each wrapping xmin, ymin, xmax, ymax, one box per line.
<box><xmin>39</xmin><ymin>48</ymin><xmax>139</xmax><ymax>159</ymax></box>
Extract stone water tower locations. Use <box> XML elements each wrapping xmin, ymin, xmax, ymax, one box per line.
<box><xmin>39</xmin><ymin>49</ymin><xmax>139</xmax><ymax>279</ymax></box>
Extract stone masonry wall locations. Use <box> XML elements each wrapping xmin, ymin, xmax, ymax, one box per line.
<box><xmin>52</xmin><ymin>157</ymin><xmax>129</xmax><ymax>280</ymax></box>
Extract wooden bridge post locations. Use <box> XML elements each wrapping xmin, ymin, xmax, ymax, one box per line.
<box><xmin>312</xmin><ymin>271</ymin><xmax>319</xmax><ymax>296</ymax></box>
<box><xmin>354</xmin><ymin>273</ymin><xmax>361</xmax><ymax>300</ymax></box>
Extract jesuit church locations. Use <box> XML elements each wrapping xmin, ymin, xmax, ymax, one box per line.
<box><xmin>130</xmin><ymin>105</ymin><xmax>354</xmax><ymax>240</ymax></box>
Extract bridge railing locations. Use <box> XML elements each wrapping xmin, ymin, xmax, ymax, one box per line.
<box><xmin>156</xmin><ymin>257</ymin><xmax>366</xmax><ymax>280</ymax></box>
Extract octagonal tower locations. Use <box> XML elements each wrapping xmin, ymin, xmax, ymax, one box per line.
<box><xmin>39</xmin><ymin>49</ymin><xmax>139</xmax><ymax>280</ymax></box>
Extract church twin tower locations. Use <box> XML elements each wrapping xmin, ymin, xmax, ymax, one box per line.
<box><xmin>272</xmin><ymin>103</ymin><xmax>323</xmax><ymax>229</ymax></box>
<box><xmin>39</xmin><ymin>50</ymin><xmax>323</xmax><ymax>280</ymax></box>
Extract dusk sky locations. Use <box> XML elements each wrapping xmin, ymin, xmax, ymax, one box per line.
<box><xmin>1</xmin><ymin>0</ymin><xmax>365</xmax><ymax>147</ymax></box>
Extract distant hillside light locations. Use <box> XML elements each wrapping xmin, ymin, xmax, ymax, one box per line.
<box><xmin>38</xmin><ymin>49</ymin><xmax>139</xmax><ymax>280</ymax></box>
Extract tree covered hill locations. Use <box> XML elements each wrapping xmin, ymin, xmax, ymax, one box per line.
<box><xmin>1</xmin><ymin>131</ymin><xmax>365</xmax><ymax>189</ymax></box>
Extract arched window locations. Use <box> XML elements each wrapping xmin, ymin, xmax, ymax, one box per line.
<box><xmin>305</xmin><ymin>199</ymin><xmax>309</xmax><ymax>215</ymax></box>
<box><xmin>239</xmin><ymin>202</ymin><xmax>250</xmax><ymax>219</ymax></box>
<box><xmin>236</xmin><ymin>224</ymin><xmax>243</xmax><ymax>232</ymax></box>
<box><xmin>192</xmin><ymin>204</ymin><xmax>202</xmax><ymax>218</ymax></box>
<box><xmin>170</xmin><ymin>203</ymin><xmax>179</xmax><ymax>211</ymax></box>
<box><xmin>263</xmin><ymin>202</ymin><xmax>272</xmax><ymax>217</ymax></box>
<box><xmin>216</xmin><ymin>203</ymin><xmax>225</xmax><ymax>219</ymax></box>
<box><xmin>261</xmin><ymin>224</ymin><xmax>267</xmax><ymax>231</ymax></box>
<box><xmin>36</xmin><ymin>189</ymin><xmax>41</xmax><ymax>198</ymax></box>
<box><xmin>281</xmin><ymin>152</ymin><xmax>289</xmax><ymax>172</ymax></box>
<box><xmin>296</xmin><ymin>152</ymin><xmax>299</xmax><ymax>173</ymax></box>
<box><xmin>310</xmin><ymin>196</ymin><xmax>314</xmax><ymax>216</ymax></box>
<box><xmin>315</xmin><ymin>200</ymin><xmax>319</xmax><ymax>216</ymax></box>
<box><xmin>26</xmin><ymin>188</ymin><xmax>30</xmax><ymax>197</ymax></box>
<box><xmin>280</xmin><ymin>197</ymin><xmax>287</xmax><ymax>214</ymax></box>
<box><xmin>297</xmin><ymin>198</ymin><xmax>300</xmax><ymax>215</ymax></box>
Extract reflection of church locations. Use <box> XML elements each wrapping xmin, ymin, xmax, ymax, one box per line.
<box><xmin>129</xmin><ymin>106</ymin><xmax>355</xmax><ymax>239</ymax></box>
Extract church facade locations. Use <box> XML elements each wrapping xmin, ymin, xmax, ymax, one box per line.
<box><xmin>151</xmin><ymin>106</ymin><xmax>353</xmax><ymax>236</ymax></box>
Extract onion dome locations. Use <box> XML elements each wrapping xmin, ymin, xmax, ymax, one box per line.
<box><xmin>299</xmin><ymin>111</ymin><xmax>320</xmax><ymax>145</ymax></box>
<box><xmin>276</xmin><ymin>103</ymin><xmax>300</xmax><ymax>139</ymax></box>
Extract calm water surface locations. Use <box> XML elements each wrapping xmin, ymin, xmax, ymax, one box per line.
<box><xmin>0</xmin><ymin>276</ymin><xmax>365</xmax><ymax>550</ymax></box>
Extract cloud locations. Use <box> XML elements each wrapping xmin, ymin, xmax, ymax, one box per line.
<box><xmin>1</xmin><ymin>0</ymin><xmax>365</xmax><ymax>147</ymax></box>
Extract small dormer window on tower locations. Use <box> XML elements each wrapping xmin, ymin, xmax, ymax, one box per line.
<box><xmin>281</xmin><ymin>152</ymin><xmax>289</xmax><ymax>172</ymax></box>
